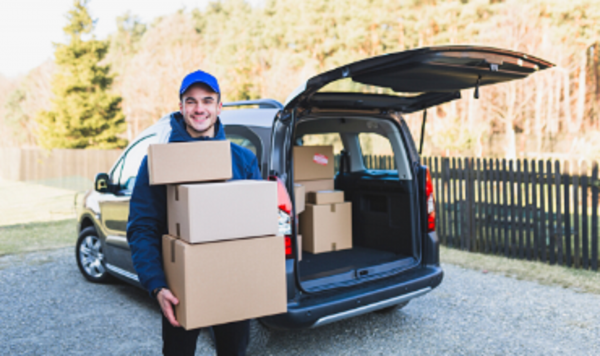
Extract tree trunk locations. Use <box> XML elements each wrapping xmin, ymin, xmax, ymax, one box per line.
<box><xmin>573</xmin><ymin>51</ymin><xmax>587</xmax><ymax>133</ymax></box>
<box><xmin>535</xmin><ymin>76</ymin><xmax>544</xmax><ymax>153</ymax></box>
<box><xmin>505</xmin><ymin>82</ymin><xmax>517</xmax><ymax>159</ymax></box>
<box><xmin>563</xmin><ymin>68</ymin><xmax>572</xmax><ymax>129</ymax></box>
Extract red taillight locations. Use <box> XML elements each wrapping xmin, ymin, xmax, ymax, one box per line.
<box><xmin>425</xmin><ymin>168</ymin><xmax>436</xmax><ymax>232</ymax></box>
<box><xmin>285</xmin><ymin>236</ymin><xmax>292</xmax><ymax>257</ymax></box>
<box><xmin>269</xmin><ymin>175</ymin><xmax>294</xmax><ymax>259</ymax></box>
<box><xmin>270</xmin><ymin>175</ymin><xmax>292</xmax><ymax>214</ymax></box>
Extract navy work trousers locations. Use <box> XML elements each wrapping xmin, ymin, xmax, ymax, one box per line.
<box><xmin>162</xmin><ymin>314</ymin><xmax>250</xmax><ymax>356</ymax></box>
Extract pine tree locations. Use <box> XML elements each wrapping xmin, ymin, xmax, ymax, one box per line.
<box><xmin>36</xmin><ymin>0</ymin><xmax>127</xmax><ymax>149</ymax></box>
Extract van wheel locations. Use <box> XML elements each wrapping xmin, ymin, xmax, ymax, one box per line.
<box><xmin>203</xmin><ymin>320</ymin><xmax>271</xmax><ymax>354</ymax></box>
<box><xmin>75</xmin><ymin>226</ymin><xmax>113</xmax><ymax>283</ymax></box>
<box><xmin>375</xmin><ymin>301</ymin><xmax>409</xmax><ymax>314</ymax></box>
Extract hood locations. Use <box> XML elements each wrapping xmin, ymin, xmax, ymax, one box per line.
<box><xmin>168</xmin><ymin>111</ymin><xmax>227</xmax><ymax>142</ymax></box>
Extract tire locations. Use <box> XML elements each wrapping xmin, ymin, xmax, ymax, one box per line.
<box><xmin>203</xmin><ymin>319</ymin><xmax>271</xmax><ymax>355</ymax></box>
<box><xmin>374</xmin><ymin>301</ymin><xmax>409</xmax><ymax>314</ymax></box>
<box><xmin>75</xmin><ymin>226</ymin><xmax>113</xmax><ymax>283</ymax></box>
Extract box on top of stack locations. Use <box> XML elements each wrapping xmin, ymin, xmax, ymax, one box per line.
<box><xmin>147</xmin><ymin>140</ymin><xmax>286</xmax><ymax>330</ymax></box>
<box><xmin>147</xmin><ymin>140</ymin><xmax>232</xmax><ymax>185</ymax></box>
<box><xmin>294</xmin><ymin>145</ymin><xmax>353</xmax><ymax>255</ymax></box>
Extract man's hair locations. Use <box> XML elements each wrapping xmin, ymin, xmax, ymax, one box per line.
<box><xmin>180</xmin><ymin>82</ymin><xmax>221</xmax><ymax>103</ymax></box>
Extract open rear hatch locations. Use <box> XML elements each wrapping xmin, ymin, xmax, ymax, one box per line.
<box><xmin>281</xmin><ymin>46</ymin><xmax>554</xmax><ymax>292</ymax></box>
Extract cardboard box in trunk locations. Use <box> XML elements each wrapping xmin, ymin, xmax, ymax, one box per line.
<box><xmin>297</xmin><ymin>179</ymin><xmax>334</xmax><ymax>194</ymax></box>
<box><xmin>293</xmin><ymin>146</ymin><xmax>334</xmax><ymax>181</ymax></box>
<box><xmin>300</xmin><ymin>202</ymin><xmax>353</xmax><ymax>254</ymax></box>
<box><xmin>307</xmin><ymin>190</ymin><xmax>344</xmax><ymax>205</ymax></box>
<box><xmin>162</xmin><ymin>234</ymin><xmax>287</xmax><ymax>330</ymax></box>
<box><xmin>147</xmin><ymin>141</ymin><xmax>232</xmax><ymax>185</ymax></box>
<box><xmin>294</xmin><ymin>183</ymin><xmax>305</xmax><ymax>214</ymax></box>
<box><xmin>167</xmin><ymin>181</ymin><xmax>278</xmax><ymax>244</ymax></box>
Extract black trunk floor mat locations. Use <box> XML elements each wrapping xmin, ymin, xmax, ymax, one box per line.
<box><xmin>299</xmin><ymin>246</ymin><xmax>403</xmax><ymax>281</ymax></box>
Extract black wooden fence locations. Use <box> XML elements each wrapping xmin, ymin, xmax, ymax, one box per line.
<box><xmin>359</xmin><ymin>155</ymin><xmax>600</xmax><ymax>271</ymax></box>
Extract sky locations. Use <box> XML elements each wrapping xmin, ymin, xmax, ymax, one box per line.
<box><xmin>0</xmin><ymin>0</ymin><xmax>251</xmax><ymax>78</ymax></box>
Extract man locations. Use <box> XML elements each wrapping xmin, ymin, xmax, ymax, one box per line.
<box><xmin>127</xmin><ymin>70</ymin><xmax>261</xmax><ymax>356</ymax></box>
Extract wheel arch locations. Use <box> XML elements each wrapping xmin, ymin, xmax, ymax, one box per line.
<box><xmin>79</xmin><ymin>216</ymin><xmax>95</xmax><ymax>233</ymax></box>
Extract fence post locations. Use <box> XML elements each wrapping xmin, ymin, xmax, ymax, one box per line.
<box><xmin>554</xmin><ymin>160</ymin><xmax>563</xmax><ymax>266</ymax></box>
<box><xmin>591</xmin><ymin>161</ymin><xmax>598</xmax><ymax>271</ymax></box>
<box><xmin>563</xmin><ymin>161</ymin><xmax>572</xmax><ymax>267</ymax></box>
<box><xmin>538</xmin><ymin>160</ymin><xmax>547</xmax><ymax>262</ymax></box>
<box><xmin>573</xmin><ymin>163</ymin><xmax>580</xmax><ymax>268</ymax></box>
<box><xmin>444</xmin><ymin>158</ymin><xmax>451</xmax><ymax>247</ymax></box>
<box><xmin>516</xmin><ymin>159</ymin><xmax>524</xmax><ymax>259</ymax></box>
<box><xmin>523</xmin><ymin>159</ymin><xmax>532</xmax><ymax>261</ymax></box>
<box><xmin>485</xmin><ymin>159</ymin><xmax>493</xmax><ymax>254</ymax></box>
<box><xmin>581</xmin><ymin>161</ymin><xmax>589</xmax><ymax>269</ymax></box>
<box><xmin>476</xmin><ymin>158</ymin><xmax>483</xmax><ymax>253</ymax></box>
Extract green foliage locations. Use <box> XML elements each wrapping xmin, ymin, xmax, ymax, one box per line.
<box><xmin>107</xmin><ymin>12</ymin><xmax>147</xmax><ymax>75</ymax></box>
<box><xmin>3</xmin><ymin>89</ymin><xmax>29</xmax><ymax>144</ymax></box>
<box><xmin>36</xmin><ymin>0</ymin><xmax>127</xmax><ymax>149</ymax></box>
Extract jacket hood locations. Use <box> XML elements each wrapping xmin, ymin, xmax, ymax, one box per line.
<box><xmin>168</xmin><ymin>111</ymin><xmax>226</xmax><ymax>142</ymax></box>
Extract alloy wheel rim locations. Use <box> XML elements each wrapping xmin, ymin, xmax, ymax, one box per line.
<box><xmin>79</xmin><ymin>235</ymin><xmax>105</xmax><ymax>278</ymax></box>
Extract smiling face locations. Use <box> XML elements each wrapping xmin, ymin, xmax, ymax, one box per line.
<box><xmin>179</xmin><ymin>83</ymin><xmax>222</xmax><ymax>138</ymax></box>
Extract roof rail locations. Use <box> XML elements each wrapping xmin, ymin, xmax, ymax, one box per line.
<box><xmin>222</xmin><ymin>99</ymin><xmax>283</xmax><ymax>110</ymax></box>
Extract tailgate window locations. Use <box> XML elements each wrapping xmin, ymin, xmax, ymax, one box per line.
<box><xmin>358</xmin><ymin>132</ymin><xmax>395</xmax><ymax>170</ymax></box>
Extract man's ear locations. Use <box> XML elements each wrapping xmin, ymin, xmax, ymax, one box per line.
<box><xmin>216</xmin><ymin>101</ymin><xmax>222</xmax><ymax>116</ymax></box>
<box><xmin>179</xmin><ymin>101</ymin><xmax>183</xmax><ymax>113</ymax></box>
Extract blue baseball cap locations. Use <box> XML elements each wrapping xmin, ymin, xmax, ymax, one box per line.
<box><xmin>179</xmin><ymin>70</ymin><xmax>220</xmax><ymax>97</ymax></box>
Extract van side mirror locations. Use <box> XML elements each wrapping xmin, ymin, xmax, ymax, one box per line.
<box><xmin>95</xmin><ymin>173</ymin><xmax>110</xmax><ymax>193</ymax></box>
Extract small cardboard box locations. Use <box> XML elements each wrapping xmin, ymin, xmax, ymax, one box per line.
<box><xmin>162</xmin><ymin>234</ymin><xmax>287</xmax><ymax>330</ymax></box>
<box><xmin>307</xmin><ymin>190</ymin><xmax>344</xmax><ymax>205</ymax></box>
<box><xmin>300</xmin><ymin>202</ymin><xmax>353</xmax><ymax>254</ymax></box>
<box><xmin>294</xmin><ymin>184</ymin><xmax>305</xmax><ymax>214</ymax></box>
<box><xmin>293</xmin><ymin>146</ymin><xmax>334</xmax><ymax>181</ymax></box>
<box><xmin>297</xmin><ymin>179</ymin><xmax>335</xmax><ymax>194</ymax></box>
<box><xmin>167</xmin><ymin>181</ymin><xmax>278</xmax><ymax>244</ymax></box>
<box><xmin>147</xmin><ymin>141</ymin><xmax>232</xmax><ymax>185</ymax></box>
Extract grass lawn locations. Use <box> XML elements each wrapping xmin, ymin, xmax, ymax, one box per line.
<box><xmin>0</xmin><ymin>219</ymin><xmax>77</xmax><ymax>256</ymax></box>
<box><xmin>0</xmin><ymin>179</ymin><xmax>80</xmax><ymax>226</ymax></box>
<box><xmin>441</xmin><ymin>245</ymin><xmax>600</xmax><ymax>295</ymax></box>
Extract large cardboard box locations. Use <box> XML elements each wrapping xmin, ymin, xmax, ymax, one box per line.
<box><xmin>147</xmin><ymin>141</ymin><xmax>232</xmax><ymax>185</ymax></box>
<box><xmin>293</xmin><ymin>146</ymin><xmax>334</xmax><ymax>181</ymax></box>
<box><xmin>167</xmin><ymin>181</ymin><xmax>278</xmax><ymax>244</ymax></box>
<box><xmin>294</xmin><ymin>183</ymin><xmax>305</xmax><ymax>214</ymax></box>
<box><xmin>162</xmin><ymin>234</ymin><xmax>287</xmax><ymax>330</ymax></box>
<box><xmin>307</xmin><ymin>190</ymin><xmax>344</xmax><ymax>205</ymax></box>
<box><xmin>300</xmin><ymin>202</ymin><xmax>353</xmax><ymax>254</ymax></box>
<box><xmin>298</xmin><ymin>179</ymin><xmax>334</xmax><ymax>194</ymax></box>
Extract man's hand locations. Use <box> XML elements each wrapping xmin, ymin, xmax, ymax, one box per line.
<box><xmin>157</xmin><ymin>288</ymin><xmax>181</xmax><ymax>327</ymax></box>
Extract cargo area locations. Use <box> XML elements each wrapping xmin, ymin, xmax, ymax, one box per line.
<box><xmin>293</xmin><ymin>116</ymin><xmax>421</xmax><ymax>291</ymax></box>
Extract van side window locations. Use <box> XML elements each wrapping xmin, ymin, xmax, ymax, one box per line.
<box><xmin>358</xmin><ymin>133</ymin><xmax>394</xmax><ymax>170</ymax></box>
<box><xmin>110</xmin><ymin>134</ymin><xmax>159</xmax><ymax>193</ymax></box>
<box><xmin>224</xmin><ymin>125</ymin><xmax>264</xmax><ymax>169</ymax></box>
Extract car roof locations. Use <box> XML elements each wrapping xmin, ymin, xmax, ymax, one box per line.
<box><xmin>220</xmin><ymin>108</ymin><xmax>278</xmax><ymax>128</ymax></box>
<box><xmin>129</xmin><ymin>108</ymin><xmax>277</xmax><ymax>148</ymax></box>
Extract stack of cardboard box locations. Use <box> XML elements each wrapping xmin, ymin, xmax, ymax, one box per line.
<box><xmin>148</xmin><ymin>141</ymin><xmax>287</xmax><ymax>330</ymax></box>
<box><xmin>294</xmin><ymin>146</ymin><xmax>353</xmax><ymax>254</ymax></box>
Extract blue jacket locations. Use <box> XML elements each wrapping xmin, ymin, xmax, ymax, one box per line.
<box><xmin>127</xmin><ymin>112</ymin><xmax>262</xmax><ymax>295</ymax></box>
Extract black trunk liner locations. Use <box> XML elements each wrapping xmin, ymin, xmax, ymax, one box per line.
<box><xmin>299</xmin><ymin>246</ymin><xmax>402</xmax><ymax>281</ymax></box>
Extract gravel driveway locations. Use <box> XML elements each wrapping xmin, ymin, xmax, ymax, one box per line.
<box><xmin>1</xmin><ymin>248</ymin><xmax>599</xmax><ymax>356</ymax></box>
